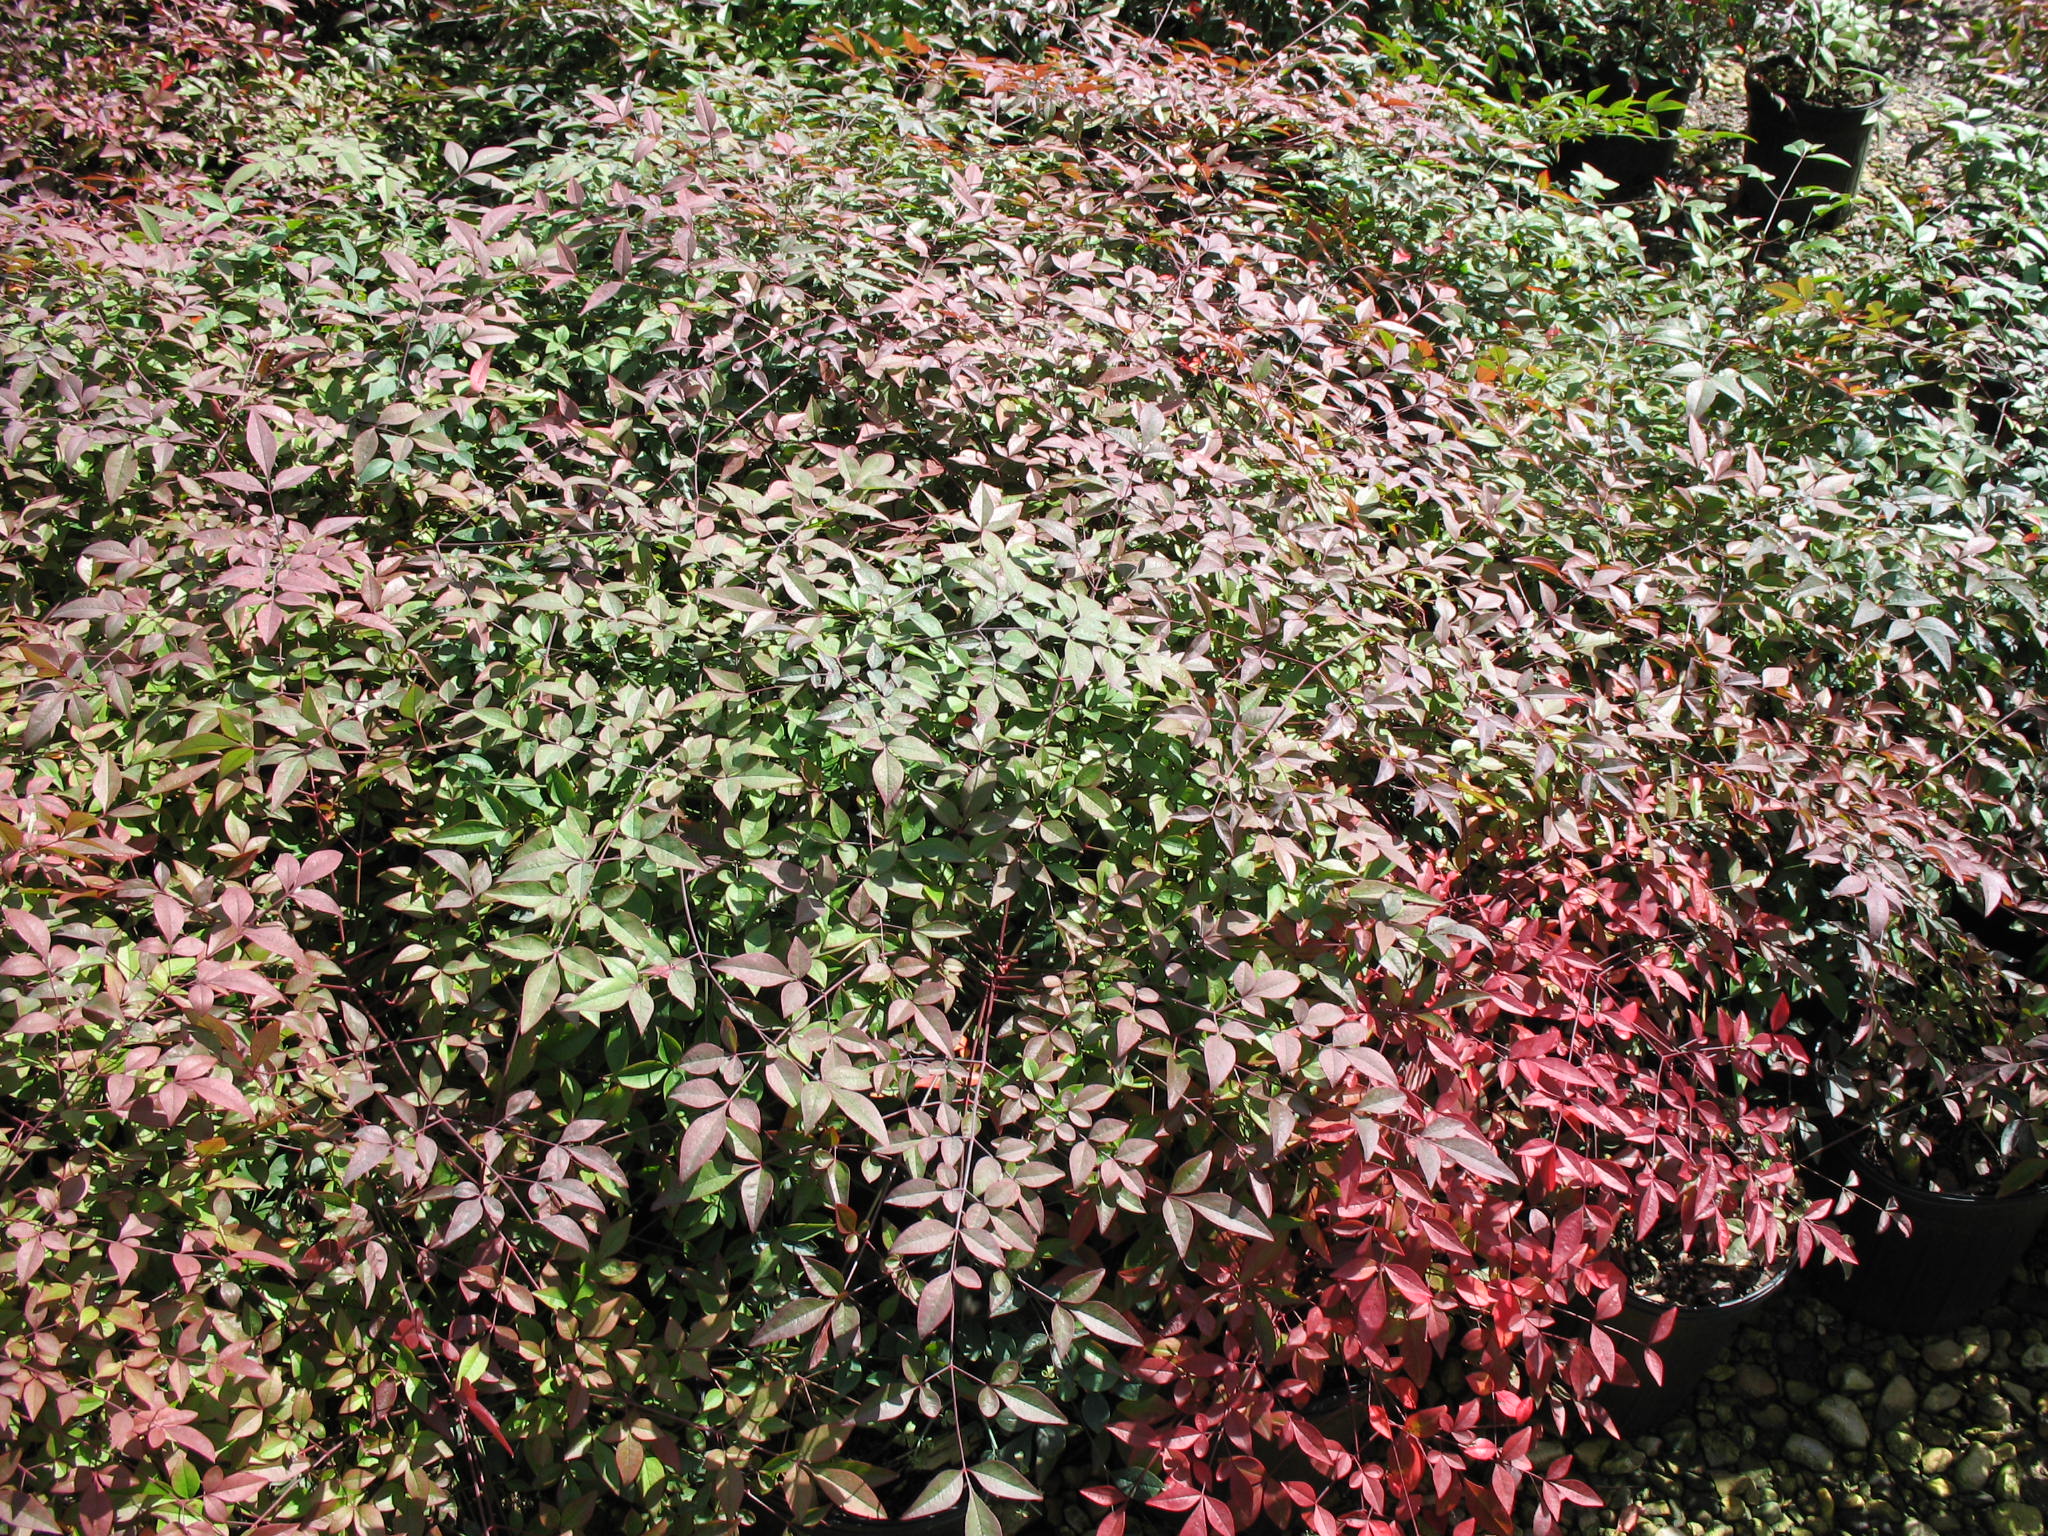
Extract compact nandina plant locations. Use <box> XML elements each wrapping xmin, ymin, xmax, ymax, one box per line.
<box><xmin>1739</xmin><ymin>0</ymin><xmax>1888</xmax><ymax>102</ymax></box>
<box><xmin>0</xmin><ymin>20</ymin><xmax>1485</xmax><ymax>1533</ymax></box>
<box><xmin>1528</xmin><ymin>0</ymin><xmax>1734</xmax><ymax>90</ymax></box>
<box><xmin>1095</xmin><ymin>846</ymin><xmax>1840</xmax><ymax>1536</ymax></box>
<box><xmin>0</xmin><ymin>0</ymin><xmax>297</xmax><ymax>184</ymax></box>
<box><xmin>1811</xmin><ymin>942</ymin><xmax>2048</xmax><ymax>1197</ymax></box>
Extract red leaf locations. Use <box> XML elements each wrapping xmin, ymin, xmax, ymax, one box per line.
<box><xmin>455</xmin><ymin>1381</ymin><xmax>515</xmax><ymax>1455</ymax></box>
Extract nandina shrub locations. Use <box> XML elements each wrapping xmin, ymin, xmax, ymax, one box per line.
<box><xmin>1100</xmin><ymin>841</ymin><xmax>1843</xmax><ymax>1536</ymax></box>
<box><xmin>0</xmin><ymin>27</ymin><xmax>1494</xmax><ymax>1533</ymax></box>
<box><xmin>0</xmin><ymin>0</ymin><xmax>296</xmax><ymax>187</ymax></box>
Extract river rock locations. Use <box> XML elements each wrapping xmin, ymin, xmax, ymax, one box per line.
<box><xmin>1733</xmin><ymin>1363</ymin><xmax>1779</xmax><ymax>1399</ymax></box>
<box><xmin>1957</xmin><ymin>1444</ymin><xmax>1996</xmax><ymax>1492</ymax></box>
<box><xmin>1815</xmin><ymin>1394</ymin><xmax>1870</xmax><ymax>1449</ymax></box>
<box><xmin>1991</xmin><ymin>1505</ymin><xmax>2048</xmax><ymax>1536</ymax></box>
<box><xmin>1925</xmin><ymin>1383</ymin><xmax>1964</xmax><ymax>1413</ymax></box>
<box><xmin>1926</xmin><ymin>1339</ymin><xmax>1971</xmax><ymax>1373</ymax></box>
<box><xmin>1880</xmin><ymin>1374</ymin><xmax>1918</xmax><ymax>1418</ymax></box>
<box><xmin>1784</xmin><ymin>1432</ymin><xmax>1836</xmax><ymax>1473</ymax></box>
<box><xmin>1839</xmin><ymin>1364</ymin><xmax>1876</xmax><ymax>1392</ymax></box>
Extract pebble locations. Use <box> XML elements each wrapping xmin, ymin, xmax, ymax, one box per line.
<box><xmin>1733</xmin><ymin>1363</ymin><xmax>1779</xmax><ymax>1399</ymax></box>
<box><xmin>1925</xmin><ymin>1383</ymin><xmax>1964</xmax><ymax>1413</ymax></box>
<box><xmin>1880</xmin><ymin>1374</ymin><xmax>1918</xmax><ymax>1418</ymax></box>
<box><xmin>1925</xmin><ymin>1339</ymin><xmax>1971</xmax><ymax>1372</ymax></box>
<box><xmin>1784</xmin><ymin>1432</ymin><xmax>1837</xmax><ymax>1473</ymax></box>
<box><xmin>1712</xmin><ymin>1470</ymin><xmax>1754</xmax><ymax>1502</ymax></box>
<box><xmin>1815</xmin><ymin>1393</ymin><xmax>1870</xmax><ymax>1449</ymax></box>
<box><xmin>1992</xmin><ymin>1506</ymin><xmax>2048</xmax><ymax>1536</ymax></box>
<box><xmin>1839</xmin><ymin>1364</ymin><xmax>1877</xmax><ymax>1392</ymax></box>
<box><xmin>1957</xmin><ymin>1444</ymin><xmax>1996</xmax><ymax>1492</ymax></box>
<box><xmin>2023</xmin><ymin>1343</ymin><xmax>2048</xmax><ymax>1371</ymax></box>
<box><xmin>1924</xmin><ymin>1446</ymin><xmax>1956</xmax><ymax>1474</ymax></box>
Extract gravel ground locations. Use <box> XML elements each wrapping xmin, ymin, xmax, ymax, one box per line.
<box><xmin>1562</xmin><ymin>1230</ymin><xmax>2048</xmax><ymax>1536</ymax></box>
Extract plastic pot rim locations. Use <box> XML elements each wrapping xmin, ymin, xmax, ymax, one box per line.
<box><xmin>1847</xmin><ymin>1147</ymin><xmax>2048</xmax><ymax>1213</ymax></box>
<box><xmin>1743</xmin><ymin>61</ymin><xmax>1894</xmax><ymax>115</ymax></box>
<box><xmin>1625</xmin><ymin>1253</ymin><xmax>1793</xmax><ymax>1318</ymax></box>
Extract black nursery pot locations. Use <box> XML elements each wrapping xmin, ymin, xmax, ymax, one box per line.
<box><xmin>1600</xmin><ymin>1263</ymin><xmax>1791</xmax><ymax>1437</ymax></box>
<box><xmin>1554</xmin><ymin>73</ymin><xmax>1694</xmax><ymax>202</ymax></box>
<box><xmin>1741</xmin><ymin>67</ymin><xmax>1891</xmax><ymax>231</ymax></box>
<box><xmin>1818</xmin><ymin>1155</ymin><xmax>2048</xmax><ymax>1335</ymax></box>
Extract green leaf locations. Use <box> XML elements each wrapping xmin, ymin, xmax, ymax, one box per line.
<box><xmin>1182</xmin><ymin>1191</ymin><xmax>1273</xmax><ymax>1239</ymax></box>
<box><xmin>873</xmin><ymin>748</ymin><xmax>905</xmax><ymax>806</ymax></box>
<box><xmin>520</xmin><ymin>959</ymin><xmax>561</xmax><ymax>1034</ymax></box>
<box><xmin>964</xmin><ymin>1491</ymin><xmax>1001</xmax><ymax>1536</ymax></box>
<box><xmin>431</xmin><ymin>822</ymin><xmax>509</xmax><ymax>846</ymax></box>
<box><xmin>969</xmin><ymin>1461</ymin><xmax>1041</xmax><ymax>1501</ymax></box>
<box><xmin>568</xmin><ymin>973</ymin><xmax>639</xmax><ymax>1015</ymax></box>
<box><xmin>994</xmin><ymin>1385</ymin><xmax>1065</xmax><ymax>1425</ymax></box>
<box><xmin>830</xmin><ymin>1084</ymin><xmax>892</xmax><ymax>1148</ymax></box>
<box><xmin>904</xmin><ymin>1471</ymin><xmax>965</xmax><ymax>1518</ymax></box>
<box><xmin>1071</xmin><ymin>1300</ymin><xmax>1142</xmax><ymax>1346</ymax></box>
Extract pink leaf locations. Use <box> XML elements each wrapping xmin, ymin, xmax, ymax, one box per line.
<box><xmin>712</xmin><ymin>952</ymin><xmax>792</xmax><ymax>988</ymax></box>
<box><xmin>891</xmin><ymin>1217</ymin><xmax>956</xmax><ymax>1257</ymax></box>
<box><xmin>246</xmin><ymin>413</ymin><xmax>277</xmax><ymax>476</ymax></box>
<box><xmin>751</xmin><ymin>1295</ymin><xmax>834</xmax><ymax>1345</ymax></box>
<box><xmin>536</xmin><ymin>1213</ymin><xmax>590</xmax><ymax>1250</ymax></box>
<box><xmin>916</xmin><ymin>1271</ymin><xmax>955</xmax><ymax>1336</ymax></box>
<box><xmin>676</xmin><ymin>1107</ymin><xmax>727</xmax><ymax>1179</ymax></box>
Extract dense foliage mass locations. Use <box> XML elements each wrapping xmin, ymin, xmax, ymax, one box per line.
<box><xmin>3</xmin><ymin>0</ymin><xmax>2048</xmax><ymax>1533</ymax></box>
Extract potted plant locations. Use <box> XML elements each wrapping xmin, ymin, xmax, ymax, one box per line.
<box><xmin>1806</xmin><ymin>950</ymin><xmax>2048</xmax><ymax>1334</ymax></box>
<box><xmin>1535</xmin><ymin>0</ymin><xmax>1736</xmax><ymax>199</ymax></box>
<box><xmin>1528</xmin><ymin>1033</ymin><xmax>1819</xmax><ymax>1438</ymax></box>
<box><xmin>1737</xmin><ymin>0</ymin><xmax>1893</xmax><ymax>228</ymax></box>
<box><xmin>1600</xmin><ymin>1217</ymin><xmax>1796</xmax><ymax>1437</ymax></box>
